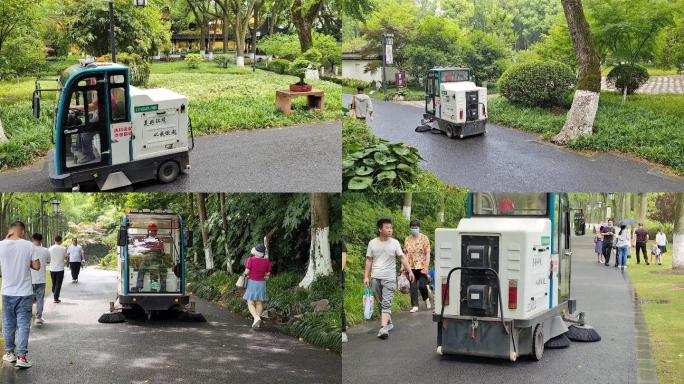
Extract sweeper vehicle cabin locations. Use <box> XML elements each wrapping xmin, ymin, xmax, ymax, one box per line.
<box><xmin>105</xmin><ymin>210</ymin><xmax>201</xmax><ymax>321</ymax></box>
<box><xmin>32</xmin><ymin>60</ymin><xmax>193</xmax><ymax>191</ymax></box>
<box><xmin>433</xmin><ymin>192</ymin><xmax>598</xmax><ymax>361</ymax></box>
<box><xmin>418</xmin><ymin>67</ymin><xmax>487</xmax><ymax>138</ymax></box>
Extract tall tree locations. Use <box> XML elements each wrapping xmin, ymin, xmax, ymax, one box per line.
<box><xmin>402</xmin><ymin>192</ymin><xmax>412</xmax><ymax>220</ymax></box>
<box><xmin>0</xmin><ymin>117</ymin><xmax>7</xmax><ymax>144</ymax></box>
<box><xmin>673</xmin><ymin>193</ymin><xmax>684</xmax><ymax>270</ymax></box>
<box><xmin>638</xmin><ymin>193</ymin><xmax>648</xmax><ymax>224</ymax></box>
<box><xmin>227</xmin><ymin>0</ymin><xmax>258</xmax><ymax>66</ymax></box>
<box><xmin>197</xmin><ymin>193</ymin><xmax>214</xmax><ymax>270</ymax></box>
<box><xmin>552</xmin><ymin>0</ymin><xmax>601</xmax><ymax>144</ymax></box>
<box><xmin>219</xmin><ymin>193</ymin><xmax>233</xmax><ymax>273</ymax></box>
<box><xmin>299</xmin><ymin>193</ymin><xmax>332</xmax><ymax>288</ymax></box>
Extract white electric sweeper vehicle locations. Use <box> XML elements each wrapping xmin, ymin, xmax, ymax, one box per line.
<box><xmin>417</xmin><ymin>67</ymin><xmax>487</xmax><ymax>138</ymax></box>
<box><xmin>433</xmin><ymin>192</ymin><xmax>600</xmax><ymax>361</ymax></box>
<box><xmin>32</xmin><ymin>59</ymin><xmax>194</xmax><ymax>191</ymax></box>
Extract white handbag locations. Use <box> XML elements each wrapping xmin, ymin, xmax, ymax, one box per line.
<box><xmin>236</xmin><ymin>274</ymin><xmax>248</xmax><ymax>289</ymax></box>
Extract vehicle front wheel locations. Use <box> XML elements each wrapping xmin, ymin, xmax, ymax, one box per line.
<box><xmin>157</xmin><ymin>160</ymin><xmax>180</xmax><ymax>183</ymax></box>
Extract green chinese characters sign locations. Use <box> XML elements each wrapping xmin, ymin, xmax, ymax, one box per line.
<box><xmin>134</xmin><ymin>104</ymin><xmax>159</xmax><ymax>113</ymax></box>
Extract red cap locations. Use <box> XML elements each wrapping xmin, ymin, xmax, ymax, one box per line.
<box><xmin>147</xmin><ymin>223</ymin><xmax>158</xmax><ymax>231</ymax></box>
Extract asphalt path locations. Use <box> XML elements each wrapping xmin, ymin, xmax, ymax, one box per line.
<box><xmin>1</xmin><ymin>268</ymin><xmax>340</xmax><ymax>384</ymax></box>
<box><xmin>0</xmin><ymin>121</ymin><xmax>341</xmax><ymax>192</ymax></box>
<box><xmin>342</xmin><ymin>235</ymin><xmax>637</xmax><ymax>384</ymax></box>
<box><xmin>343</xmin><ymin>94</ymin><xmax>684</xmax><ymax>191</ymax></box>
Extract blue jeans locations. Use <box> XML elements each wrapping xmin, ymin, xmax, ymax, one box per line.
<box><xmin>33</xmin><ymin>283</ymin><xmax>46</xmax><ymax>318</ymax></box>
<box><xmin>2</xmin><ymin>295</ymin><xmax>33</xmax><ymax>355</ymax></box>
<box><xmin>617</xmin><ymin>246</ymin><xmax>629</xmax><ymax>267</ymax></box>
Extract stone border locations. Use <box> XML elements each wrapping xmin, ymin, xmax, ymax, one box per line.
<box><xmin>631</xmin><ymin>283</ymin><xmax>660</xmax><ymax>384</ymax></box>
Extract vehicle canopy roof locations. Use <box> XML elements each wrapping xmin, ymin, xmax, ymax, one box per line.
<box><xmin>60</xmin><ymin>62</ymin><xmax>128</xmax><ymax>87</ymax></box>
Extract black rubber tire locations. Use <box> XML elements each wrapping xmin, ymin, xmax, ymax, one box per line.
<box><xmin>445</xmin><ymin>124</ymin><xmax>456</xmax><ymax>139</ymax></box>
<box><xmin>157</xmin><ymin>160</ymin><xmax>180</xmax><ymax>183</ymax></box>
<box><xmin>532</xmin><ymin>324</ymin><xmax>544</xmax><ymax>361</ymax></box>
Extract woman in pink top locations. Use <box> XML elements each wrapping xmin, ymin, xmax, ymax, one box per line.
<box><xmin>242</xmin><ymin>243</ymin><xmax>271</xmax><ymax>329</ymax></box>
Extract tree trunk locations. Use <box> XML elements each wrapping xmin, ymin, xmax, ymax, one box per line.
<box><xmin>222</xmin><ymin>9</ymin><xmax>229</xmax><ymax>54</ymax></box>
<box><xmin>0</xmin><ymin>117</ymin><xmax>7</xmax><ymax>144</ymax></box>
<box><xmin>402</xmin><ymin>192</ymin><xmax>412</xmax><ymax>220</ymax></box>
<box><xmin>638</xmin><ymin>193</ymin><xmax>648</xmax><ymax>224</ymax></box>
<box><xmin>299</xmin><ymin>193</ymin><xmax>333</xmax><ymax>288</ymax></box>
<box><xmin>673</xmin><ymin>193</ymin><xmax>684</xmax><ymax>270</ymax></box>
<box><xmin>231</xmin><ymin>0</ymin><xmax>257</xmax><ymax>67</ymax></box>
<box><xmin>437</xmin><ymin>193</ymin><xmax>446</xmax><ymax>223</ymax></box>
<box><xmin>553</xmin><ymin>0</ymin><xmax>602</xmax><ymax>144</ymax></box>
<box><xmin>219</xmin><ymin>193</ymin><xmax>232</xmax><ymax>273</ymax></box>
<box><xmin>197</xmin><ymin>193</ymin><xmax>214</xmax><ymax>270</ymax></box>
<box><xmin>291</xmin><ymin>0</ymin><xmax>322</xmax><ymax>52</ymax></box>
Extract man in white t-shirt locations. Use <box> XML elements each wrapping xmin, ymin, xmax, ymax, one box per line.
<box><xmin>0</xmin><ymin>221</ymin><xmax>40</xmax><ymax>368</ymax></box>
<box><xmin>30</xmin><ymin>233</ymin><xmax>50</xmax><ymax>325</ymax></box>
<box><xmin>364</xmin><ymin>218</ymin><xmax>414</xmax><ymax>339</ymax></box>
<box><xmin>66</xmin><ymin>238</ymin><xmax>85</xmax><ymax>283</ymax></box>
<box><xmin>48</xmin><ymin>235</ymin><xmax>67</xmax><ymax>303</ymax></box>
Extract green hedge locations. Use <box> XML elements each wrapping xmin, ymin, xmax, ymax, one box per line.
<box><xmin>607</xmin><ymin>64</ymin><xmax>649</xmax><ymax>95</ymax></box>
<box><xmin>498</xmin><ymin>61</ymin><xmax>575</xmax><ymax>107</ymax></box>
<box><xmin>266</xmin><ymin>59</ymin><xmax>291</xmax><ymax>74</ymax></box>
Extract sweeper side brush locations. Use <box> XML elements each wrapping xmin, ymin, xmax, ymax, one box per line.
<box><xmin>566</xmin><ymin>325</ymin><xmax>601</xmax><ymax>342</ymax></box>
<box><xmin>563</xmin><ymin>311</ymin><xmax>602</xmax><ymax>342</ymax></box>
<box><xmin>177</xmin><ymin>311</ymin><xmax>207</xmax><ymax>322</ymax></box>
<box><xmin>98</xmin><ymin>312</ymin><xmax>127</xmax><ymax>324</ymax></box>
<box><xmin>544</xmin><ymin>333</ymin><xmax>571</xmax><ymax>349</ymax></box>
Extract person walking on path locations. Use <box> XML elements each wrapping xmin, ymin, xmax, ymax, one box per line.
<box><xmin>30</xmin><ymin>233</ymin><xmax>50</xmax><ymax>325</ymax></box>
<box><xmin>633</xmin><ymin>223</ymin><xmax>650</xmax><ymax>265</ymax></box>
<box><xmin>594</xmin><ymin>230</ymin><xmax>604</xmax><ymax>264</ymax></box>
<box><xmin>0</xmin><ymin>221</ymin><xmax>41</xmax><ymax>369</ymax></box>
<box><xmin>655</xmin><ymin>230</ymin><xmax>668</xmax><ymax>261</ymax></box>
<box><xmin>364</xmin><ymin>218</ymin><xmax>414</xmax><ymax>340</ymax></box>
<box><xmin>403</xmin><ymin>220</ymin><xmax>431</xmax><ymax>313</ymax></box>
<box><xmin>350</xmin><ymin>86</ymin><xmax>374</xmax><ymax>122</ymax></box>
<box><xmin>616</xmin><ymin>225</ymin><xmax>631</xmax><ymax>270</ymax></box>
<box><xmin>66</xmin><ymin>238</ymin><xmax>85</xmax><ymax>283</ymax></box>
<box><xmin>48</xmin><ymin>235</ymin><xmax>67</xmax><ymax>303</ymax></box>
<box><xmin>650</xmin><ymin>243</ymin><xmax>662</xmax><ymax>266</ymax></box>
<box><xmin>340</xmin><ymin>240</ymin><xmax>348</xmax><ymax>343</ymax></box>
<box><xmin>601</xmin><ymin>219</ymin><xmax>616</xmax><ymax>267</ymax></box>
<box><xmin>242</xmin><ymin>244</ymin><xmax>271</xmax><ymax>329</ymax></box>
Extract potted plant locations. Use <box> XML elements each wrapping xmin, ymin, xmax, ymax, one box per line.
<box><xmin>287</xmin><ymin>58</ymin><xmax>313</xmax><ymax>92</ymax></box>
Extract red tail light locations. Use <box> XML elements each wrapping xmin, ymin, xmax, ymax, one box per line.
<box><xmin>508</xmin><ymin>280</ymin><xmax>518</xmax><ymax>309</ymax></box>
<box><xmin>459</xmin><ymin>110</ymin><xmax>464</xmax><ymax>120</ymax></box>
<box><xmin>481</xmin><ymin>104</ymin><xmax>487</xmax><ymax>118</ymax></box>
<box><xmin>441</xmin><ymin>280</ymin><xmax>450</xmax><ymax>306</ymax></box>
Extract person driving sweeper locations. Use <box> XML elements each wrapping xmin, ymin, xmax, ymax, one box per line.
<box><xmin>134</xmin><ymin>223</ymin><xmax>168</xmax><ymax>292</ymax></box>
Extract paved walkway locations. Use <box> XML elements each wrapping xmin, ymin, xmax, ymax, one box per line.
<box><xmin>343</xmin><ymin>235</ymin><xmax>638</xmax><ymax>384</ymax></box>
<box><xmin>602</xmin><ymin>75</ymin><xmax>684</xmax><ymax>94</ymax></box>
<box><xmin>1</xmin><ymin>268</ymin><xmax>340</xmax><ymax>384</ymax></box>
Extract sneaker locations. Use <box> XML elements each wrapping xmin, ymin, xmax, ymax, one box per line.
<box><xmin>426</xmin><ymin>299</ymin><xmax>432</xmax><ymax>310</ymax></box>
<box><xmin>71</xmin><ymin>280</ymin><xmax>76</xmax><ymax>284</ymax></box>
<box><xmin>35</xmin><ymin>317</ymin><xmax>44</xmax><ymax>325</ymax></box>
<box><xmin>252</xmin><ymin>316</ymin><xmax>262</xmax><ymax>329</ymax></box>
<box><xmin>3</xmin><ymin>352</ymin><xmax>16</xmax><ymax>363</ymax></box>
<box><xmin>385</xmin><ymin>321</ymin><xmax>394</xmax><ymax>332</ymax></box>
<box><xmin>623</xmin><ymin>266</ymin><xmax>627</xmax><ymax>270</ymax></box>
<box><xmin>377</xmin><ymin>327</ymin><xmax>389</xmax><ymax>339</ymax></box>
<box><xmin>54</xmin><ymin>299</ymin><xmax>61</xmax><ymax>303</ymax></box>
<box><xmin>15</xmin><ymin>355</ymin><xmax>32</xmax><ymax>368</ymax></box>
<box><xmin>410</xmin><ymin>306</ymin><xmax>419</xmax><ymax>313</ymax></box>
<box><xmin>342</xmin><ymin>332</ymin><xmax>348</xmax><ymax>343</ymax></box>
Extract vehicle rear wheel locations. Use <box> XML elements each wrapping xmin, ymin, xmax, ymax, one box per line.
<box><xmin>445</xmin><ymin>124</ymin><xmax>456</xmax><ymax>139</ymax></box>
<box><xmin>157</xmin><ymin>160</ymin><xmax>180</xmax><ymax>183</ymax></box>
<box><xmin>532</xmin><ymin>324</ymin><xmax>544</xmax><ymax>361</ymax></box>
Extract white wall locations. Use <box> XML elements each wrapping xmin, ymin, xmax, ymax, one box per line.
<box><xmin>341</xmin><ymin>59</ymin><xmax>399</xmax><ymax>84</ymax></box>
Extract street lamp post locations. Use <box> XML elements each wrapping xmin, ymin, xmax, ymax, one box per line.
<box><xmin>252</xmin><ymin>31</ymin><xmax>260</xmax><ymax>73</ymax></box>
<box><xmin>381</xmin><ymin>32</ymin><xmax>394</xmax><ymax>100</ymax></box>
<box><xmin>101</xmin><ymin>0</ymin><xmax>148</xmax><ymax>63</ymax></box>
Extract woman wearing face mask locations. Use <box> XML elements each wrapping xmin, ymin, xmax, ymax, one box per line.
<box><xmin>402</xmin><ymin>220</ymin><xmax>431</xmax><ymax>313</ymax></box>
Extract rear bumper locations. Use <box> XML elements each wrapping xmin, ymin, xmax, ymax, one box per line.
<box><xmin>48</xmin><ymin>149</ymin><xmax>190</xmax><ymax>189</ymax></box>
<box><xmin>422</xmin><ymin>115</ymin><xmax>487</xmax><ymax>137</ymax></box>
<box><xmin>118</xmin><ymin>294</ymin><xmax>190</xmax><ymax>311</ymax></box>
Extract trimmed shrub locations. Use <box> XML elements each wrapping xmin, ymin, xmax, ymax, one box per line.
<box><xmin>266</xmin><ymin>58</ymin><xmax>291</xmax><ymax>74</ymax></box>
<box><xmin>301</xmin><ymin>48</ymin><xmax>322</xmax><ymax>67</ymax></box>
<box><xmin>213</xmin><ymin>53</ymin><xmax>231</xmax><ymax>68</ymax></box>
<box><xmin>115</xmin><ymin>53</ymin><xmax>150</xmax><ymax>86</ymax></box>
<box><xmin>288</xmin><ymin>58</ymin><xmax>312</xmax><ymax>84</ymax></box>
<box><xmin>606</xmin><ymin>64</ymin><xmax>649</xmax><ymax>95</ymax></box>
<box><xmin>185</xmin><ymin>53</ymin><xmax>203</xmax><ymax>69</ymax></box>
<box><xmin>498</xmin><ymin>61</ymin><xmax>575</xmax><ymax>107</ymax></box>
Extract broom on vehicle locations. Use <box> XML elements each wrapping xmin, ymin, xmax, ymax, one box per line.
<box><xmin>98</xmin><ymin>301</ymin><xmax>127</xmax><ymax>323</ymax></box>
<box><xmin>544</xmin><ymin>333</ymin><xmax>571</xmax><ymax>348</ymax></box>
<box><xmin>564</xmin><ymin>312</ymin><xmax>601</xmax><ymax>342</ymax></box>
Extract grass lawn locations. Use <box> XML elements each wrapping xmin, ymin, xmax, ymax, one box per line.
<box><xmin>488</xmin><ymin>92</ymin><xmax>684</xmax><ymax>175</ymax></box>
<box><xmin>628</xmin><ymin>242</ymin><xmax>684</xmax><ymax>384</ymax></box>
<box><xmin>0</xmin><ymin>60</ymin><xmax>342</xmax><ymax>170</ymax></box>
